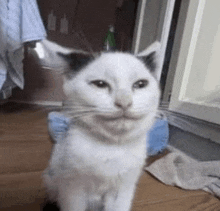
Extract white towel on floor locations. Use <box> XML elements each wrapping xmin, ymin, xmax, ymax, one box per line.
<box><xmin>0</xmin><ymin>0</ymin><xmax>46</xmax><ymax>99</ymax></box>
<box><xmin>145</xmin><ymin>148</ymin><xmax>220</xmax><ymax>198</ymax></box>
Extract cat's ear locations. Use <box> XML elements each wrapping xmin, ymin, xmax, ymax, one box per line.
<box><xmin>34</xmin><ymin>39</ymin><xmax>94</xmax><ymax>76</ymax></box>
<box><xmin>57</xmin><ymin>52</ymin><xmax>94</xmax><ymax>78</ymax></box>
<box><xmin>136</xmin><ymin>41</ymin><xmax>161</xmax><ymax>78</ymax></box>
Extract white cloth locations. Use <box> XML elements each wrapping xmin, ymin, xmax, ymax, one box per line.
<box><xmin>146</xmin><ymin>148</ymin><xmax>220</xmax><ymax>198</ymax></box>
<box><xmin>0</xmin><ymin>0</ymin><xmax>46</xmax><ymax>99</ymax></box>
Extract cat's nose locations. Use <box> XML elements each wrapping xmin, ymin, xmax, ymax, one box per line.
<box><xmin>114</xmin><ymin>90</ymin><xmax>132</xmax><ymax>110</ymax></box>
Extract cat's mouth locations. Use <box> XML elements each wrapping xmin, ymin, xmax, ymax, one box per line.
<box><xmin>97</xmin><ymin>111</ymin><xmax>143</xmax><ymax>121</ymax></box>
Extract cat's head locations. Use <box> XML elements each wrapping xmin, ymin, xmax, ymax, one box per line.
<box><xmin>38</xmin><ymin>40</ymin><xmax>161</xmax><ymax>142</ymax></box>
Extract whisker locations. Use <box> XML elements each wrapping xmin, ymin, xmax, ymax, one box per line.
<box><xmin>63</xmin><ymin>106</ymin><xmax>98</xmax><ymax>113</ymax></box>
<box><xmin>166</xmin><ymin>112</ymin><xmax>195</xmax><ymax>128</ymax></box>
<box><xmin>78</xmin><ymin>30</ymin><xmax>96</xmax><ymax>57</ymax></box>
<box><xmin>63</xmin><ymin>107</ymin><xmax>97</xmax><ymax>112</ymax></box>
<box><xmin>63</xmin><ymin>104</ymin><xmax>169</xmax><ymax>121</ymax></box>
<box><xmin>64</xmin><ymin>107</ymin><xmax>116</xmax><ymax>119</ymax></box>
<box><xmin>65</xmin><ymin>109</ymin><xmax>98</xmax><ymax>114</ymax></box>
<box><xmin>156</xmin><ymin>110</ymin><xmax>166</xmax><ymax>116</ymax></box>
<box><xmin>131</xmin><ymin>107</ymin><xmax>160</xmax><ymax>113</ymax></box>
<box><xmin>65</xmin><ymin>111</ymin><xmax>98</xmax><ymax>119</ymax></box>
<box><xmin>156</xmin><ymin>108</ymin><xmax>197</xmax><ymax>129</ymax></box>
<box><xmin>63</xmin><ymin>102</ymin><xmax>96</xmax><ymax>108</ymax></box>
<box><xmin>64</xmin><ymin>106</ymin><xmax>115</xmax><ymax>114</ymax></box>
<box><xmin>159</xmin><ymin>103</ymin><xmax>170</xmax><ymax>109</ymax></box>
<box><xmin>160</xmin><ymin>101</ymin><xmax>170</xmax><ymax>105</ymax></box>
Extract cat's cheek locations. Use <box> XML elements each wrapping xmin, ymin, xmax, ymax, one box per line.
<box><xmin>85</xmin><ymin>91</ymin><xmax>113</xmax><ymax>108</ymax></box>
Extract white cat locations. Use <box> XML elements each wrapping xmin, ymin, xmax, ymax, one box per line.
<box><xmin>42</xmin><ymin>40</ymin><xmax>161</xmax><ymax>211</ymax></box>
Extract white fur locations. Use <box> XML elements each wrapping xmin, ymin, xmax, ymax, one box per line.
<box><xmin>43</xmin><ymin>46</ymin><xmax>160</xmax><ymax>211</ymax></box>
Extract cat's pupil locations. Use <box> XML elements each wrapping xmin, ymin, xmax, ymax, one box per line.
<box><xmin>91</xmin><ymin>80</ymin><xmax>109</xmax><ymax>88</ymax></box>
<box><xmin>133</xmin><ymin>80</ymin><xmax>149</xmax><ymax>89</ymax></box>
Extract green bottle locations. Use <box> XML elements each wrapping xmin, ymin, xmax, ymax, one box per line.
<box><xmin>104</xmin><ymin>25</ymin><xmax>116</xmax><ymax>51</ymax></box>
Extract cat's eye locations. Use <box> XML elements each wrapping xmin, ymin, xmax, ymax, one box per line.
<box><xmin>133</xmin><ymin>79</ymin><xmax>149</xmax><ymax>89</ymax></box>
<box><xmin>90</xmin><ymin>80</ymin><xmax>109</xmax><ymax>89</ymax></box>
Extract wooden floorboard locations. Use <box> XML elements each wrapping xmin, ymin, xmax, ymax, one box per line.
<box><xmin>0</xmin><ymin>103</ymin><xmax>219</xmax><ymax>210</ymax></box>
<box><xmin>132</xmin><ymin>173</ymin><xmax>220</xmax><ymax>211</ymax></box>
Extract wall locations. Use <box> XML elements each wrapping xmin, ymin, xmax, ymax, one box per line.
<box><xmin>38</xmin><ymin>0</ymin><xmax>117</xmax><ymax>51</ymax></box>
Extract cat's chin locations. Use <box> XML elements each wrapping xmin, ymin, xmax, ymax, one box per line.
<box><xmin>92</xmin><ymin>112</ymin><xmax>147</xmax><ymax>137</ymax></box>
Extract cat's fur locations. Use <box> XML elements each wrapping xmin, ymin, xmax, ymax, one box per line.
<box><xmin>42</xmin><ymin>40</ymin><xmax>161</xmax><ymax>211</ymax></box>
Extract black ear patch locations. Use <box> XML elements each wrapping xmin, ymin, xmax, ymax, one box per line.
<box><xmin>139</xmin><ymin>51</ymin><xmax>157</xmax><ymax>72</ymax></box>
<box><xmin>57</xmin><ymin>52</ymin><xmax>93</xmax><ymax>78</ymax></box>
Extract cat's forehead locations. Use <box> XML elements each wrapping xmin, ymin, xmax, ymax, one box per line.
<box><xmin>99</xmin><ymin>52</ymin><xmax>144</xmax><ymax>68</ymax></box>
<box><xmin>89</xmin><ymin>52</ymin><xmax>152</xmax><ymax>77</ymax></box>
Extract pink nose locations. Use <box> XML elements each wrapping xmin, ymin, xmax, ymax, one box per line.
<box><xmin>114</xmin><ymin>90</ymin><xmax>132</xmax><ymax>110</ymax></box>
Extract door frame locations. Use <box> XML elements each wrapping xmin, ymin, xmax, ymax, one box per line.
<box><xmin>132</xmin><ymin>0</ymin><xmax>176</xmax><ymax>80</ymax></box>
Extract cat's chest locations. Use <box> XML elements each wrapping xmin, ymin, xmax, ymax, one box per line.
<box><xmin>59</xmin><ymin>128</ymin><xmax>147</xmax><ymax>178</ymax></box>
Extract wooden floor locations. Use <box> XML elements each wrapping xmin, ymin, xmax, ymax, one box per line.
<box><xmin>0</xmin><ymin>102</ymin><xmax>220</xmax><ymax>211</ymax></box>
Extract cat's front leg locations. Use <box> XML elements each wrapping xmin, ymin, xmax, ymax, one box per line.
<box><xmin>104</xmin><ymin>184</ymin><xmax>135</xmax><ymax>211</ymax></box>
<box><xmin>58</xmin><ymin>181</ymin><xmax>87</xmax><ymax>211</ymax></box>
<box><xmin>104</xmin><ymin>169</ymin><xmax>142</xmax><ymax>211</ymax></box>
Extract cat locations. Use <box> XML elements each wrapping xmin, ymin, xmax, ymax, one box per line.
<box><xmin>42</xmin><ymin>40</ymin><xmax>161</xmax><ymax>211</ymax></box>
